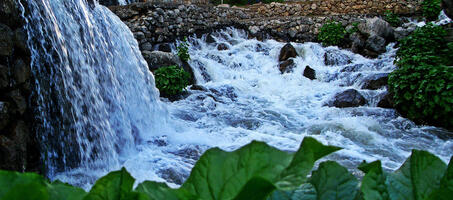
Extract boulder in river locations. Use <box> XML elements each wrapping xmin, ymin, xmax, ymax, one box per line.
<box><xmin>328</xmin><ymin>89</ymin><xmax>367</xmax><ymax>108</ymax></box>
<box><xmin>324</xmin><ymin>49</ymin><xmax>352</xmax><ymax>66</ymax></box>
<box><xmin>361</xmin><ymin>73</ymin><xmax>389</xmax><ymax>90</ymax></box>
<box><xmin>279</xmin><ymin>59</ymin><xmax>296</xmax><ymax>73</ymax></box>
<box><xmin>365</xmin><ymin>35</ymin><xmax>386</xmax><ymax>54</ymax></box>
<box><xmin>217</xmin><ymin>43</ymin><xmax>229</xmax><ymax>51</ymax></box>
<box><xmin>377</xmin><ymin>92</ymin><xmax>394</xmax><ymax>109</ymax></box>
<box><xmin>142</xmin><ymin>51</ymin><xmax>183</xmax><ymax>71</ymax></box>
<box><xmin>303</xmin><ymin>65</ymin><xmax>316</xmax><ymax>80</ymax></box>
<box><xmin>358</xmin><ymin>17</ymin><xmax>394</xmax><ymax>40</ymax></box>
<box><xmin>278</xmin><ymin>43</ymin><xmax>297</xmax><ymax>62</ymax></box>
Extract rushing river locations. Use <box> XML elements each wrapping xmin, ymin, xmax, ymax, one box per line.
<box><xmin>19</xmin><ymin>0</ymin><xmax>452</xmax><ymax>190</ymax></box>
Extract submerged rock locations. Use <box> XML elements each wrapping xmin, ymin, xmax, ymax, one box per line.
<box><xmin>377</xmin><ymin>92</ymin><xmax>394</xmax><ymax>109</ymax></box>
<box><xmin>279</xmin><ymin>59</ymin><xmax>296</xmax><ymax>73</ymax></box>
<box><xmin>278</xmin><ymin>43</ymin><xmax>297</xmax><ymax>62</ymax></box>
<box><xmin>217</xmin><ymin>43</ymin><xmax>229</xmax><ymax>51</ymax></box>
<box><xmin>324</xmin><ymin>49</ymin><xmax>352</xmax><ymax>66</ymax></box>
<box><xmin>361</xmin><ymin>73</ymin><xmax>389</xmax><ymax>90</ymax></box>
<box><xmin>329</xmin><ymin>89</ymin><xmax>367</xmax><ymax>108</ymax></box>
<box><xmin>303</xmin><ymin>65</ymin><xmax>316</xmax><ymax>80</ymax></box>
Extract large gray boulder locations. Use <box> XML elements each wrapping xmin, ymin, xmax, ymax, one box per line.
<box><xmin>324</xmin><ymin>49</ymin><xmax>352</xmax><ymax>66</ymax></box>
<box><xmin>328</xmin><ymin>89</ymin><xmax>367</xmax><ymax>108</ymax></box>
<box><xmin>361</xmin><ymin>73</ymin><xmax>389</xmax><ymax>90</ymax></box>
<box><xmin>358</xmin><ymin>17</ymin><xmax>394</xmax><ymax>40</ymax></box>
<box><xmin>279</xmin><ymin>43</ymin><xmax>297</xmax><ymax>62</ymax></box>
<box><xmin>142</xmin><ymin>51</ymin><xmax>183</xmax><ymax>71</ymax></box>
<box><xmin>365</xmin><ymin>35</ymin><xmax>387</xmax><ymax>54</ymax></box>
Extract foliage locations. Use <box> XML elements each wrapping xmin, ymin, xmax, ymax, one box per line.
<box><xmin>421</xmin><ymin>0</ymin><xmax>442</xmax><ymax>21</ymax></box>
<box><xmin>1</xmin><ymin>137</ymin><xmax>452</xmax><ymax>200</ymax></box>
<box><xmin>154</xmin><ymin>65</ymin><xmax>191</xmax><ymax>97</ymax></box>
<box><xmin>346</xmin><ymin>22</ymin><xmax>359</xmax><ymax>35</ymax></box>
<box><xmin>388</xmin><ymin>23</ymin><xmax>453</xmax><ymax>129</ymax></box>
<box><xmin>384</xmin><ymin>10</ymin><xmax>401</xmax><ymax>27</ymax></box>
<box><xmin>177</xmin><ymin>37</ymin><xmax>190</xmax><ymax>63</ymax></box>
<box><xmin>318</xmin><ymin>21</ymin><xmax>346</xmax><ymax>46</ymax></box>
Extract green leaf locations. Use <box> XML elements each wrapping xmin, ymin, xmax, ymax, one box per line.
<box><xmin>136</xmin><ymin>181</ymin><xmax>194</xmax><ymax>200</ymax></box>
<box><xmin>84</xmin><ymin>167</ymin><xmax>136</xmax><ymax>200</ymax></box>
<box><xmin>309</xmin><ymin>161</ymin><xmax>359</xmax><ymax>200</ymax></box>
<box><xmin>427</xmin><ymin>156</ymin><xmax>453</xmax><ymax>200</ymax></box>
<box><xmin>234</xmin><ymin>177</ymin><xmax>276</xmax><ymax>200</ymax></box>
<box><xmin>358</xmin><ymin>161</ymin><xmax>389</xmax><ymax>200</ymax></box>
<box><xmin>47</xmin><ymin>181</ymin><xmax>87</xmax><ymax>200</ymax></box>
<box><xmin>268</xmin><ymin>183</ymin><xmax>317</xmax><ymax>200</ymax></box>
<box><xmin>181</xmin><ymin>137</ymin><xmax>339</xmax><ymax>200</ymax></box>
<box><xmin>386</xmin><ymin>150</ymin><xmax>447</xmax><ymax>200</ymax></box>
<box><xmin>0</xmin><ymin>170</ymin><xmax>49</xmax><ymax>200</ymax></box>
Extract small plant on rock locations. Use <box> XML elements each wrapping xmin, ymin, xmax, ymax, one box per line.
<box><xmin>177</xmin><ymin>37</ymin><xmax>190</xmax><ymax>63</ymax></box>
<box><xmin>421</xmin><ymin>0</ymin><xmax>442</xmax><ymax>21</ymax></box>
<box><xmin>154</xmin><ymin>65</ymin><xmax>191</xmax><ymax>97</ymax></box>
<box><xmin>318</xmin><ymin>21</ymin><xmax>346</xmax><ymax>46</ymax></box>
<box><xmin>384</xmin><ymin>10</ymin><xmax>402</xmax><ymax>27</ymax></box>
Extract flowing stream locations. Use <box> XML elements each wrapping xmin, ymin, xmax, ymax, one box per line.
<box><xmin>19</xmin><ymin>0</ymin><xmax>452</xmax><ymax>189</ymax></box>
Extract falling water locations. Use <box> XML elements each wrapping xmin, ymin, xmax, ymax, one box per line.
<box><xmin>19</xmin><ymin>0</ymin><xmax>168</xmax><ymax>182</ymax></box>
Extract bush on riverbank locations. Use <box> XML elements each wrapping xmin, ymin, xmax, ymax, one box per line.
<box><xmin>421</xmin><ymin>0</ymin><xmax>442</xmax><ymax>21</ymax></box>
<box><xmin>154</xmin><ymin>65</ymin><xmax>191</xmax><ymax>97</ymax></box>
<box><xmin>0</xmin><ymin>137</ymin><xmax>452</xmax><ymax>200</ymax></box>
<box><xmin>318</xmin><ymin>21</ymin><xmax>346</xmax><ymax>46</ymax></box>
<box><xmin>389</xmin><ymin>23</ymin><xmax>453</xmax><ymax>129</ymax></box>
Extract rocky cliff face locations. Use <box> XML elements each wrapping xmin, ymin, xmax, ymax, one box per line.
<box><xmin>0</xmin><ymin>0</ymin><xmax>40</xmax><ymax>173</ymax></box>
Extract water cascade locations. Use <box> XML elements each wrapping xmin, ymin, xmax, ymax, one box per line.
<box><xmin>19</xmin><ymin>0</ymin><xmax>452</xmax><ymax>189</ymax></box>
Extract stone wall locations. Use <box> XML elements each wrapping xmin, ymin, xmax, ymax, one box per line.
<box><xmin>0</xmin><ymin>0</ymin><xmax>40</xmax><ymax>172</ymax></box>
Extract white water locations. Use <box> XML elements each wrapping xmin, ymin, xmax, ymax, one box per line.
<box><xmin>20</xmin><ymin>0</ymin><xmax>452</xmax><ymax>189</ymax></box>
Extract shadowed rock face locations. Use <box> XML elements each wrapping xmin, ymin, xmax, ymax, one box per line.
<box><xmin>443</xmin><ymin>0</ymin><xmax>453</xmax><ymax>19</ymax></box>
<box><xmin>328</xmin><ymin>89</ymin><xmax>367</xmax><ymax>108</ymax></box>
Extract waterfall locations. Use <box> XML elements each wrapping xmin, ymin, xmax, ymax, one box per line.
<box><xmin>19</xmin><ymin>0</ymin><xmax>168</xmax><ymax>179</ymax></box>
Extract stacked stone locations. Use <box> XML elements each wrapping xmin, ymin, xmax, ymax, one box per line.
<box><xmin>0</xmin><ymin>0</ymin><xmax>39</xmax><ymax>172</ymax></box>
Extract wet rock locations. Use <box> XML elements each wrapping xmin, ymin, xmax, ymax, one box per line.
<box><xmin>6</xmin><ymin>90</ymin><xmax>27</xmax><ymax>115</ymax></box>
<box><xmin>324</xmin><ymin>49</ymin><xmax>352</xmax><ymax>66</ymax></box>
<box><xmin>217</xmin><ymin>43</ymin><xmax>229</xmax><ymax>51</ymax></box>
<box><xmin>14</xmin><ymin>28</ymin><xmax>29</xmax><ymax>55</ymax></box>
<box><xmin>349</xmin><ymin>32</ymin><xmax>366</xmax><ymax>54</ymax></box>
<box><xmin>279</xmin><ymin>59</ymin><xmax>296</xmax><ymax>73</ymax></box>
<box><xmin>158</xmin><ymin>43</ymin><xmax>172</xmax><ymax>52</ymax></box>
<box><xmin>0</xmin><ymin>102</ymin><xmax>9</xmax><ymax>130</ymax></box>
<box><xmin>341</xmin><ymin>64</ymin><xmax>364</xmax><ymax>72</ymax></box>
<box><xmin>0</xmin><ymin>121</ymin><xmax>29</xmax><ymax>170</ymax></box>
<box><xmin>142</xmin><ymin>51</ymin><xmax>182</xmax><ymax>71</ymax></box>
<box><xmin>0</xmin><ymin>0</ymin><xmax>21</xmax><ymax>28</ymax></box>
<box><xmin>140</xmin><ymin>42</ymin><xmax>153</xmax><ymax>51</ymax></box>
<box><xmin>158</xmin><ymin>168</ymin><xmax>187</xmax><ymax>185</ymax></box>
<box><xmin>279</xmin><ymin>43</ymin><xmax>297</xmax><ymax>61</ymax></box>
<box><xmin>0</xmin><ymin>24</ymin><xmax>14</xmax><ymax>56</ymax></box>
<box><xmin>171</xmin><ymin>146</ymin><xmax>202</xmax><ymax>161</ymax></box>
<box><xmin>361</xmin><ymin>73</ymin><xmax>389</xmax><ymax>90</ymax></box>
<box><xmin>329</xmin><ymin>89</ymin><xmax>367</xmax><ymax>108</ymax></box>
<box><xmin>190</xmin><ymin>85</ymin><xmax>208</xmax><ymax>91</ymax></box>
<box><xmin>365</xmin><ymin>35</ymin><xmax>386</xmax><ymax>54</ymax></box>
<box><xmin>303</xmin><ymin>65</ymin><xmax>316</xmax><ymax>80</ymax></box>
<box><xmin>443</xmin><ymin>0</ymin><xmax>453</xmax><ymax>19</ymax></box>
<box><xmin>206</xmin><ymin>34</ymin><xmax>216</xmax><ymax>44</ymax></box>
<box><xmin>13</xmin><ymin>59</ymin><xmax>30</xmax><ymax>84</ymax></box>
<box><xmin>358</xmin><ymin>17</ymin><xmax>394</xmax><ymax>40</ymax></box>
<box><xmin>394</xmin><ymin>26</ymin><xmax>415</xmax><ymax>41</ymax></box>
<box><xmin>377</xmin><ymin>92</ymin><xmax>394</xmax><ymax>109</ymax></box>
<box><xmin>0</xmin><ymin>64</ymin><xmax>9</xmax><ymax>89</ymax></box>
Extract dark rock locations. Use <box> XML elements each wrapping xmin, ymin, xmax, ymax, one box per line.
<box><xmin>98</xmin><ymin>0</ymin><xmax>121</xmax><ymax>6</ymax></box>
<box><xmin>190</xmin><ymin>85</ymin><xmax>207</xmax><ymax>91</ymax></box>
<box><xmin>349</xmin><ymin>32</ymin><xmax>366</xmax><ymax>54</ymax></box>
<box><xmin>14</xmin><ymin>28</ymin><xmax>29</xmax><ymax>55</ymax></box>
<box><xmin>394</xmin><ymin>27</ymin><xmax>415</xmax><ymax>41</ymax></box>
<box><xmin>0</xmin><ymin>102</ymin><xmax>9</xmax><ymax>130</ymax></box>
<box><xmin>13</xmin><ymin>59</ymin><xmax>30</xmax><ymax>84</ymax></box>
<box><xmin>361</xmin><ymin>73</ymin><xmax>389</xmax><ymax>90</ymax></box>
<box><xmin>377</xmin><ymin>92</ymin><xmax>394</xmax><ymax>109</ymax></box>
<box><xmin>341</xmin><ymin>64</ymin><xmax>364</xmax><ymax>72</ymax></box>
<box><xmin>279</xmin><ymin>59</ymin><xmax>296</xmax><ymax>73</ymax></box>
<box><xmin>142</xmin><ymin>51</ymin><xmax>182</xmax><ymax>71</ymax></box>
<box><xmin>206</xmin><ymin>34</ymin><xmax>216</xmax><ymax>44</ymax></box>
<box><xmin>0</xmin><ymin>121</ymin><xmax>29</xmax><ymax>171</ymax></box>
<box><xmin>279</xmin><ymin>43</ymin><xmax>297</xmax><ymax>61</ymax></box>
<box><xmin>303</xmin><ymin>65</ymin><xmax>316</xmax><ymax>80</ymax></box>
<box><xmin>140</xmin><ymin>42</ymin><xmax>153</xmax><ymax>51</ymax></box>
<box><xmin>7</xmin><ymin>90</ymin><xmax>27</xmax><ymax>115</ymax></box>
<box><xmin>358</xmin><ymin>17</ymin><xmax>394</xmax><ymax>40</ymax></box>
<box><xmin>329</xmin><ymin>89</ymin><xmax>367</xmax><ymax>108</ymax></box>
<box><xmin>181</xmin><ymin>61</ymin><xmax>195</xmax><ymax>85</ymax></box>
<box><xmin>0</xmin><ymin>24</ymin><xmax>14</xmax><ymax>56</ymax></box>
<box><xmin>443</xmin><ymin>0</ymin><xmax>453</xmax><ymax>19</ymax></box>
<box><xmin>324</xmin><ymin>49</ymin><xmax>352</xmax><ymax>66</ymax></box>
<box><xmin>158</xmin><ymin>43</ymin><xmax>172</xmax><ymax>52</ymax></box>
<box><xmin>365</xmin><ymin>35</ymin><xmax>386</xmax><ymax>54</ymax></box>
<box><xmin>171</xmin><ymin>146</ymin><xmax>202</xmax><ymax>161</ymax></box>
<box><xmin>217</xmin><ymin>43</ymin><xmax>229</xmax><ymax>51</ymax></box>
<box><xmin>0</xmin><ymin>0</ymin><xmax>22</xmax><ymax>28</ymax></box>
<box><xmin>0</xmin><ymin>64</ymin><xmax>9</xmax><ymax>89</ymax></box>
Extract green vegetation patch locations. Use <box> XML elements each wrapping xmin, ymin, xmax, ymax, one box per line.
<box><xmin>154</xmin><ymin>65</ymin><xmax>191</xmax><ymax>97</ymax></box>
<box><xmin>388</xmin><ymin>23</ymin><xmax>453</xmax><ymax>129</ymax></box>
<box><xmin>384</xmin><ymin>10</ymin><xmax>401</xmax><ymax>27</ymax></box>
<box><xmin>318</xmin><ymin>21</ymin><xmax>346</xmax><ymax>46</ymax></box>
<box><xmin>421</xmin><ymin>0</ymin><xmax>442</xmax><ymax>21</ymax></box>
<box><xmin>1</xmin><ymin>137</ymin><xmax>452</xmax><ymax>200</ymax></box>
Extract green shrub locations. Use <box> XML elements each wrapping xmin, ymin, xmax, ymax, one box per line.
<box><xmin>318</xmin><ymin>21</ymin><xmax>346</xmax><ymax>46</ymax></box>
<box><xmin>1</xmin><ymin>137</ymin><xmax>452</xmax><ymax>200</ymax></box>
<box><xmin>154</xmin><ymin>65</ymin><xmax>191</xmax><ymax>97</ymax></box>
<box><xmin>384</xmin><ymin>10</ymin><xmax>402</xmax><ymax>27</ymax></box>
<box><xmin>389</xmin><ymin>23</ymin><xmax>453</xmax><ymax>129</ymax></box>
<box><xmin>421</xmin><ymin>0</ymin><xmax>442</xmax><ymax>21</ymax></box>
<box><xmin>346</xmin><ymin>22</ymin><xmax>359</xmax><ymax>35</ymax></box>
<box><xmin>177</xmin><ymin>37</ymin><xmax>190</xmax><ymax>63</ymax></box>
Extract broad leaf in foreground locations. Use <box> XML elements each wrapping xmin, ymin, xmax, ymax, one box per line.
<box><xmin>358</xmin><ymin>161</ymin><xmax>389</xmax><ymax>200</ymax></box>
<box><xmin>428</xmin><ymin>156</ymin><xmax>453</xmax><ymax>200</ymax></box>
<box><xmin>385</xmin><ymin>150</ymin><xmax>447</xmax><ymax>200</ymax></box>
<box><xmin>136</xmin><ymin>181</ymin><xmax>195</xmax><ymax>200</ymax></box>
<box><xmin>181</xmin><ymin>137</ymin><xmax>340</xmax><ymax>200</ymax></box>
<box><xmin>309</xmin><ymin>161</ymin><xmax>359</xmax><ymax>200</ymax></box>
<box><xmin>84</xmin><ymin>168</ymin><xmax>139</xmax><ymax>200</ymax></box>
